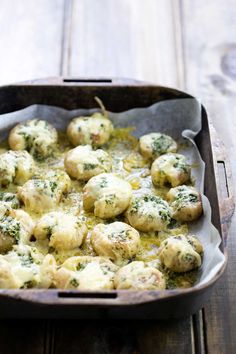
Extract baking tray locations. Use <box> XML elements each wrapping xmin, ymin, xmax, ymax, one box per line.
<box><xmin>0</xmin><ymin>77</ymin><xmax>234</xmax><ymax>319</ymax></box>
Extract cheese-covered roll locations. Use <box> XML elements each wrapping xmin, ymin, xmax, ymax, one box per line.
<box><xmin>54</xmin><ymin>256</ymin><xmax>118</xmax><ymax>290</ymax></box>
<box><xmin>0</xmin><ymin>244</ymin><xmax>56</xmax><ymax>289</ymax></box>
<box><xmin>67</xmin><ymin>112</ymin><xmax>113</xmax><ymax>147</ymax></box>
<box><xmin>139</xmin><ymin>132</ymin><xmax>177</xmax><ymax>159</ymax></box>
<box><xmin>114</xmin><ymin>261</ymin><xmax>166</xmax><ymax>290</ymax></box>
<box><xmin>0</xmin><ymin>150</ymin><xmax>34</xmax><ymax>186</ymax></box>
<box><xmin>18</xmin><ymin>170</ymin><xmax>71</xmax><ymax>213</ymax></box>
<box><xmin>0</xmin><ymin>210</ymin><xmax>34</xmax><ymax>253</ymax></box>
<box><xmin>34</xmin><ymin>212</ymin><xmax>87</xmax><ymax>251</ymax></box>
<box><xmin>151</xmin><ymin>153</ymin><xmax>190</xmax><ymax>187</ymax></box>
<box><xmin>126</xmin><ymin>194</ymin><xmax>172</xmax><ymax>232</ymax></box>
<box><xmin>91</xmin><ymin>221</ymin><xmax>140</xmax><ymax>265</ymax></box>
<box><xmin>64</xmin><ymin>145</ymin><xmax>112</xmax><ymax>181</ymax></box>
<box><xmin>8</xmin><ymin>119</ymin><xmax>58</xmax><ymax>159</ymax></box>
<box><xmin>167</xmin><ymin>185</ymin><xmax>203</xmax><ymax>222</ymax></box>
<box><xmin>158</xmin><ymin>235</ymin><xmax>202</xmax><ymax>273</ymax></box>
<box><xmin>83</xmin><ymin>173</ymin><xmax>132</xmax><ymax>219</ymax></box>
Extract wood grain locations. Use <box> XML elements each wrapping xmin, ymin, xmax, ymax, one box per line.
<box><xmin>182</xmin><ymin>0</ymin><xmax>236</xmax><ymax>155</ymax></box>
<box><xmin>0</xmin><ymin>2</ymin><xmax>65</xmax><ymax>353</ymax></box>
<box><xmin>66</xmin><ymin>0</ymin><xmax>184</xmax><ymax>88</ymax></box>
<box><xmin>53</xmin><ymin>1</ymin><xmax>196</xmax><ymax>353</ymax></box>
<box><xmin>0</xmin><ymin>320</ymin><xmax>46</xmax><ymax>354</ymax></box>
<box><xmin>52</xmin><ymin>319</ymin><xmax>193</xmax><ymax>354</ymax></box>
<box><xmin>0</xmin><ymin>0</ymin><xmax>65</xmax><ymax>85</ymax></box>
<box><xmin>181</xmin><ymin>0</ymin><xmax>236</xmax><ymax>353</ymax></box>
<box><xmin>135</xmin><ymin>319</ymin><xmax>193</xmax><ymax>354</ymax></box>
<box><xmin>0</xmin><ymin>0</ymin><xmax>235</xmax><ymax>353</ymax></box>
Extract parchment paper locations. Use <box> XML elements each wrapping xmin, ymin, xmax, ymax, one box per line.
<box><xmin>0</xmin><ymin>98</ymin><xmax>225</xmax><ymax>287</ymax></box>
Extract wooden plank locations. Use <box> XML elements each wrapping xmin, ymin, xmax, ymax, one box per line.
<box><xmin>60</xmin><ymin>0</ymin><xmax>73</xmax><ymax>76</ymax></box>
<box><xmin>135</xmin><ymin>318</ymin><xmax>194</xmax><ymax>354</ymax></box>
<box><xmin>181</xmin><ymin>0</ymin><xmax>236</xmax><ymax>155</ymax></box>
<box><xmin>2</xmin><ymin>0</ymin><xmax>232</xmax><ymax>353</ymax></box>
<box><xmin>181</xmin><ymin>1</ymin><xmax>236</xmax><ymax>353</ymax></box>
<box><xmin>52</xmin><ymin>1</ymin><xmax>199</xmax><ymax>353</ymax></box>
<box><xmin>0</xmin><ymin>2</ymin><xmax>65</xmax><ymax>354</ymax></box>
<box><xmin>51</xmin><ymin>2</ymin><xmax>197</xmax><ymax>354</ymax></box>
<box><xmin>53</xmin><ymin>318</ymin><xmax>193</xmax><ymax>354</ymax></box>
<box><xmin>66</xmin><ymin>0</ymin><xmax>184</xmax><ymax>88</ymax></box>
<box><xmin>0</xmin><ymin>320</ymin><xmax>47</xmax><ymax>354</ymax></box>
<box><xmin>0</xmin><ymin>0</ymin><xmax>65</xmax><ymax>85</ymax></box>
<box><xmin>53</xmin><ymin>320</ymin><xmax>137</xmax><ymax>354</ymax></box>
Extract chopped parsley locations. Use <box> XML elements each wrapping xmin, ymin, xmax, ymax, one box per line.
<box><xmin>159</xmin><ymin>210</ymin><xmax>169</xmax><ymax>221</ymax></box>
<box><xmin>49</xmin><ymin>181</ymin><xmax>58</xmax><ymax>193</ymax></box>
<box><xmin>18</xmin><ymin>131</ymin><xmax>31</xmax><ymax>145</ymax></box>
<box><xmin>129</xmin><ymin>198</ymin><xmax>141</xmax><ymax>214</ymax></box>
<box><xmin>109</xmin><ymin>229</ymin><xmax>130</xmax><ymax>241</ymax></box>
<box><xmin>84</xmin><ymin>163</ymin><xmax>97</xmax><ymax>170</ymax></box>
<box><xmin>174</xmin><ymin>190</ymin><xmax>199</xmax><ymax>210</ymax></box>
<box><xmin>0</xmin><ymin>216</ymin><xmax>21</xmax><ymax>242</ymax></box>
<box><xmin>0</xmin><ymin>192</ymin><xmax>20</xmax><ymax>208</ymax></box>
<box><xmin>43</xmin><ymin>225</ymin><xmax>53</xmax><ymax>239</ymax></box>
<box><xmin>21</xmin><ymin>281</ymin><xmax>34</xmax><ymax>289</ymax></box>
<box><xmin>70</xmin><ymin>278</ymin><xmax>79</xmax><ymax>287</ymax></box>
<box><xmin>167</xmin><ymin>218</ymin><xmax>179</xmax><ymax>229</ymax></box>
<box><xmin>151</xmin><ymin>134</ymin><xmax>173</xmax><ymax>155</ymax></box>
<box><xmin>105</xmin><ymin>194</ymin><xmax>115</xmax><ymax>205</ymax></box>
<box><xmin>99</xmin><ymin>177</ymin><xmax>108</xmax><ymax>188</ymax></box>
<box><xmin>188</xmin><ymin>194</ymin><xmax>198</xmax><ymax>203</ymax></box>
<box><xmin>173</xmin><ymin>161</ymin><xmax>190</xmax><ymax>173</ymax></box>
<box><xmin>20</xmin><ymin>253</ymin><xmax>34</xmax><ymax>268</ymax></box>
<box><xmin>76</xmin><ymin>263</ymin><xmax>86</xmax><ymax>271</ymax></box>
<box><xmin>182</xmin><ymin>253</ymin><xmax>196</xmax><ymax>265</ymax></box>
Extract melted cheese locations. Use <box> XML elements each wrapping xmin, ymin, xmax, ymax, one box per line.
<box><xmin>0</xmin><ymin>126</ymin><xmax>202</xmax><ymax>289</ymax></box>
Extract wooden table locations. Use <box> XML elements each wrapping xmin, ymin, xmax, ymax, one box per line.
<box><xmin>0</xmin><ymin>1</ymin><xmax>236</xmax><ymax>353</ymax></box>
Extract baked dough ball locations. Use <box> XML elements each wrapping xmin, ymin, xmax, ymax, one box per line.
<box><xmin>167</xmin><ymin>185</ymin><xmax>203</xmax><ymax>222</ymax></box>
<box><xmin>158</xmin><ymin>235</ymin><xmax>202</xmax><ymax>273</ymax></box>
<box><xmin>0</xmin><ymin>150</ymin><xmax>34</xmax><ymax>186</ymax></box>
<box><xmin>114</xmin><ymin>261</ymin><xmax>166</xmax><ymax>290</ymax></box>
<box><xmin>0</xmin><ymin>244</ymin><xmax>56</xmax><ymax>289</ymax></box>
<box><xmin>34</xmin><ymin>212</ymin><xmax>87</xmax><ymax>251</ymax></box>
<box><xmin>64</xmin><ymin>145</ymin><xmax>112</xmax><ymax>181</ymax></box>
<box><xmin>139</xmin><ymin>132</ymin><xmax>177</xmax><ymax>159</ymax></box>
<box><xmin>18</xmin><ymin>170</ymin><xmax>71</xmax><ymax>213</ymax></box>
<box><xmin>9</xmin><ymin>119</ymin><xmax>58</xmax><ymax>159</ymax></box>
<box><xmin>126</xmin><ymin>194</ymin><xmax>172</xmax><ymax>232</ymax></box>
<box><xmin>91</xmin><ymin>222</ymin><xmax>140</xmax><ymax>265</ymax></box>
<box><xmin>0</xmin><ymin>192</ymin><xmax>20</xmax><ymax>209</ymax></box>
<box><xmin>67</xmin><ymin>112</ymin><xmax>113</xmax><ymax>147</ymax></box>
<box><xmin>151</xmin><ymin>153</ymin><xmax>190</xmax><ymax>187</ymax></box>
<box><xmin>83</xmin><ymin>173</ymin><xmax>132</xmax><ymax>219</ymax></box>
<box><xmin>54</xmin><ymin>256</ymin><xmax>118</xmax><ymax>290</ymax></box>
<box><xmin>0</xmin><ymin>210</ymin><xmax>34</xmax><ymax>253</ymax></box>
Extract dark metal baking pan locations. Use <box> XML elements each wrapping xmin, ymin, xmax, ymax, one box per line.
<box><xmin>0</xmin><ymin>77</ymin><xmax>234</xmax><ymax>319</ymax></box>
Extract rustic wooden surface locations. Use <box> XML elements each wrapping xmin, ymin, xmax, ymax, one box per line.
<box><xmin>0</xmin><ymin>0</ymin><xmax>235</xmax><ymax>353</ymax></box>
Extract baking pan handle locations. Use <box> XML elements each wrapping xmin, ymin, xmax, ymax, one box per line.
<box><xmin>0</xmin><ymin>289</ymin><xmax>173</xmax><ymax>306</ymax></box>
<box><xmin>14</xmin><ymin>77</ymin><xmax>148</xmax><ymax>86</ymax></box>
<box><xmin>210</xmin><ymin>124</ymin><xmax>235</xmax><ymax>246</ymax></box>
